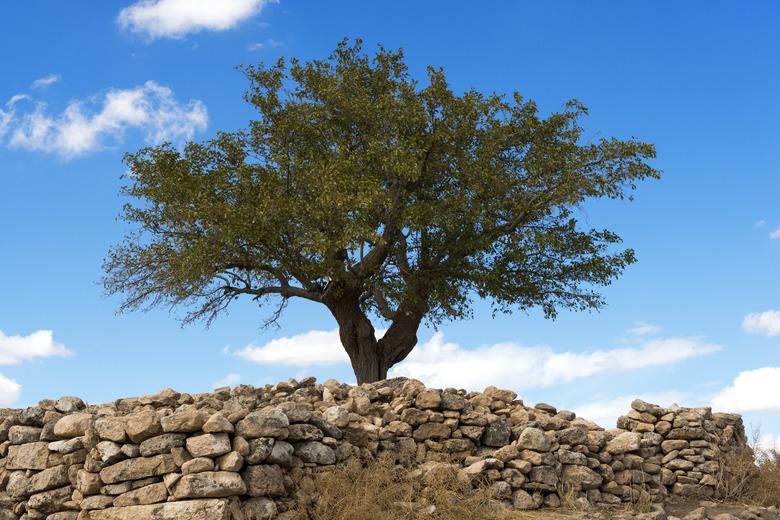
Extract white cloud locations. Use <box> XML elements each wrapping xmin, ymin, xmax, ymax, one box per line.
<box><xmin>0</xmin><ymin>329</ymin><xmax>72</xmax><ymax>365</ymax></box>
<box><xmin>247</xmin><ymin>39</ymin><xmax>283</xmax><ymax>51</ymax></box>
<box><xmin>234</xmin><ymin>329</ymin><xmax>350</xmax><ymax>366</ymax></box>
<box><xmin>390</xmin><ymin>333</ymin><xmax>720</xmax><ymax>391</ymax></box>
<box><xmin>7</xmin><ymin>81</ymin><xmax>207</xmax><ymax>158</ymax></box>
<box><xmin>212</xmin><ymin>372</ymin><xmax>241</xmax><ymax>389</ymax></box>
<box><xmin>0</xmin><ymin>329</ymin><xmax>72</xmax><ymax>408</ymax></box>
<box><xmin>31</xmin><ymin>74</ymin><xmax>61</xmax><ymax>90</ymax></box>
<box><xmin>771</xmin><ymin>228</ymin><xmax>780</xmax><ymax>239</ymax></box>
<box><xmin>7</xmin><ymin>94</ymin><xmax>30</xmax><ymax>108</ymax></box>
<box><xmin>743</xmin><ymin>310</ymin><xmax>780</xmax><ymax>337</ymax></box>
<box><xmin>711</xmin><ymin>367</ymin><xmax>780</xmax><ymax>412</ymax></box>
<box><xmin>0</xmin><ymin>109</ymin><xmax>12</xmax><ymax>138</ymax></box>
<box><xmin>234</xmin><ymin>327</ymin><xmax>719</xmax><ymax>393</ymax></box>
<box><xmin>0</xmin><ymin>374</ymin><xmax>21</xmax><ymax>407</ymax></box>
<box><xmin>757</xmin><ymin>434</ymin><xmax>780</xmax><ymax>452</ymax></box>
<box><xmin>756</xmin><ymin>219</ymin><xmax>767</xmax><ymax>228</ymax></box>
<box><xmin>626</xmin><ymin>321</ymin><xmax>660</xmax><ymax>337</ymax></box>
<box><xmin>573</xmin><ymin>391</ymin><xmax>691</xmax><ymax>429</ymax></box>
<box><xmin>118</xmin><ymin>0</ymin><xmax>273</xmax><ymax>40</ymax></box>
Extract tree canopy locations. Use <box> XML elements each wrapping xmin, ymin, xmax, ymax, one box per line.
<box><xmin>104</xmin><ymin>39</ymin><xmax>660</xmax><ymax>383</ymax></box>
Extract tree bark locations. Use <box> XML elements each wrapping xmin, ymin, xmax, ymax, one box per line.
<box><xmin>324</xmin><ymin>289</ymin><xmax>424</xmax><ymax>384</ymax></box>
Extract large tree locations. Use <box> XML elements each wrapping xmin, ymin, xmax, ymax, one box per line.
<box><xmin>104</xmin><ymin>39</ymin><xmax>659</xmax><ymax>384</ymax></box>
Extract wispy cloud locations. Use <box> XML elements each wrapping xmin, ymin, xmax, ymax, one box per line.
<box><xmin>771</xmin><ymin>228</ymin><xmax>780</xmax><ymax>240</ymax></box>
<box><xmin>711</xmin><ymin>366</ymin><xmax>780</xmax><ymax>412</ymax></box>
<box><xmin>755</xmin><ymin>219</ymin><xmax>767</xmax><ymax>228</ymax></box>
<box><xmin>6</xmin><ymin>81</ymin><xmax>207</xmax><ymax>158</ymax></box>
<box><xmin>31</xmin><ymin>74</ymin><xmax>61</xmax><ymax>90</ymax></box>
<box><xmin>390</xmin><ymin>332</ymin><xmax>720</xmax><ymax>392</ymax></box>
<box><xmin>247</xmin><ymin>38</ymin><xmax>283</xmax><ymax>51</ymax></box>
<box><xmin>626</xmin><ymin>321</ymin><xmax>660</xmax><ymax>337</ymax></box>
<box><xmin>743</xmin><ymin>310</ymin><xmax>780</xmax><ymax>337</ymax></box>
<box><xmin>212</xmin><ymin>372</ymin><xmax>241</xmax><ymax>389</ymax></box>
<box><xmin>118</xmin><ymin>0</ymin><xmax>274</xmax><ymax>40</ymax></box>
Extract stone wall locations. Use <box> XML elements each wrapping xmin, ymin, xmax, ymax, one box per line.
<box><xmin>0</xmin><ymin>377</ymin><xmax>748</xmax><ymax>519</ymax></box>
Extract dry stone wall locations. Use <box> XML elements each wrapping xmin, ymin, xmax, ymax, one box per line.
<box><xmin>0</xmin><ymin>377</ymin><xmax>748</xmax><ymax>519</ymax></box>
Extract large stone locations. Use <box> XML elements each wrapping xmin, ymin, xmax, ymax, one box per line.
<box><xmin>236</xmin><ymin>408</ymin><xmax>289</xmax><ymax>439</ymax></box>
<box><xmin>87</xmin><ymin>499</ymin><xmax>232</xmax><ymax>520</ymax></box>
<box><xmin>203</xmin><ymin>413</ymin><xmax>234</xmax><ymax>433</ymax></box>
<box><xmin>606</xmin><ymin>432</ymin><xmax>642</xmax><ymax>454</ymax></box>
<box><xmin>294</xmin><ymin>441</ymin><xmax>336</xmax><ymax>464</ymax></box>
<box><xmin>28</xmin><ymin>464</ymin><xmax>70</xmax><ymax>495</ymax></box>
<box><xmin>484</xmin><ymin>386</ymin><xmax>517</xmax><ymax>403</ymax></box>
<box><xmin>95</xmin><ymin>417</ymin><xmax>127</xmax><ymax>442</ymax></box>
<box><xmin>53</xmin><ymin>412</ymin><xmax>93</xmax><ymax>438</ymax></box>
<box><xmin>55</xmin><ymin>396</ymin><xmax>86</xmax><ymax>413</ymax></box>
<box><xmin>322</xmin><ymin>406</ymin><xmax>349</xmax><ymax>428</ymax></box>
<box><xmin>124</xmin><ymin>411</ymin><xmax>163</xmax><ymax>443</ymax></box>
<box><xmin>242</xmin><ymin>464</ymin><xmax>286</xmax><ymax>497</ymax></box>
<box><xmin>113</xmin><ymin>482</ymin><xmax>169</xmax><ymax>506</ymax></box>
<box><xmin>172</xmin><ymin>471</ymin><xmax>247</xmax><ymax>498</ymax></box>
<box><xmin>415</xmin><ymin>389</ymin><xmax>442</xmax><ymax>409</ymax></box>
<box><xmin>161</xmin><ymin>407</ymin><xmax>210</xmax><ymax>433</ymax></box>
<box><xmin>6</xmin><ymin>442</ymin><xmax>50</xmax><ymax>470</ymax></box>
<box><xmin>482</xmin><ymin>420</ymin><xmax>511</xmax><ymax>447</ymax></box>
<box><xmin>287</xmin><ymin>423</ymin><xmax>323</xmax><ymax>442</ymax></box>
<box><xmin>182</xmin><ymin>457</ymin><xmax>216</xmax><ymax>475</ymax></box>
<box><xmin>96</xmin><ymin>440</ymin><xmax>125</xmax><ymax>464</ymax></box>
<box><xmin>76</xmin><ymin>469</ymin><xmax>102</xmax><ymax>495</ymax></box>
<box><xmin>99</xmin><ymin>454</ymin><xmax>177</xmax><ymax>484</ymax></box>
<box><xmin>266</xmin><ymin>441</ymin><xmax>293</xmax><ymax>468</ymax></box>
<box><xmin>516</xmin><ymin>427</ymin><xmax>551</xmax><ymax>452</ymax></box>
<box><xmin>27</xmin><ymin>485</ymin><xmax>72</xmax><ymax>514</ymax></box>
<box><xmin>186</xmin><ymin>433</ymin><xmax>232</xmax><ymax>458</ymax></box>
<box><xmin>9</xmin><ymin>425</ymin><xmax>42</xmax><ymax>444</ymax></box>
<box><xmin>48</xmin><ymin>436</ymin><xmax>84</xmax><ymax>454</ymax></box>
<box><xmin>561</xmin><ymin>464</ymin><xmax>602</xmax><ymax>491</ymax></box>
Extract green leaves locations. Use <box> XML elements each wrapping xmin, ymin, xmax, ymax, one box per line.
<box><xmin>104</xmin><ymin>38</ymin><xmax>659</xmax><ymax>331</ymax></box>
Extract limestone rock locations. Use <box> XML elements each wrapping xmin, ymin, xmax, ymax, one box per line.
<box><xmin>294</xmin><ymin>441</ymin><xmax>336</xmax><ymax>464</ymax></box>
<box><xmin>99</xmin><ymin>454</ymin><xmax>177</xmax><ymax>484</ymax></box>
<box><xmin>186</xmin><ymin>433</ymin><xmax>232</xmax><ymax>458</ymax></box>
<box><xmin>124</xmin><ymin>411</ymin><xmax>162</xmax><ymax>443</ymax></box>
<box><xmin>236</xmin><ymin>408</ymin><xmax>289</xmax><ymax>439</ymax></box>
<box><xmin>242</xmin><ymin>464</ymin><xmax>286</xmax><ymax>497</ymax></box>
<box><xmin>87</xmin><ymin>498</ymin><xmax>233</xmax><ymax>520</ymax></box>
<box><xmin>113</xmin><ymin>482</ymin><xmax>168</xmax><ymax>506</ymax></box>
<box><xmin>54</xmin><ymin>412</ymin><xmax>93</xmax><ymax>439</ymax></box>
<box><xmin>172</xmin><ymin>471</ymin><xmax>247</xmax><ymax>498</ymax></box>
<box><xmin>161</xmin><ymin>407</ymin><xmax>210</xmax><ymax>433</ymax></box>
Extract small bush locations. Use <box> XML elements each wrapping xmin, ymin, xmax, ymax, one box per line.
<box><xmin>717</xmin><ymin>429</ymin><xmax>780</xmax><ymax>507</ymax></box>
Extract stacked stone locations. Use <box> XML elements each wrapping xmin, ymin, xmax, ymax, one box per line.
<box><xmin>0</xmin><ymin>378</ymin><xmax>750</xmax><ymax>519</ymax></box>
<box><xmin>616</xmin><ymin>399</ymin><xmax>748</xmax><ymax>500</ymax></box>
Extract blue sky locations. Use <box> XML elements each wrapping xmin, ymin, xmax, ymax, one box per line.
<box><xmin>1</xmin><ymin>1</ymin><xmax>779</xmax><ymax>444</ymax></box>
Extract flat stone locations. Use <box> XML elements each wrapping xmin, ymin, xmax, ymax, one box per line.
<box><xmin>9</xmin><ymin>425</ymin><xmax>42</xmax><ymax>444</ymax></box>
<box><xmin>241</xmin><ymin>497</ymin><xmax>278</xmax><ymax>520</ymax></box>
<box><xmin>561</xmin><ymin>464</ymin><xmax>602</xmax><ymax>491</ymax></box>
<box><xmin>82</xmin><ymin>494</ymin><xmax>115</xmax><ymax>510</ymax></box>
<box><xmin>139</xmin><ymin>433</ymin><xmax>187</xmax><ymax>457</ymax></box>
<box><xmin>182</xmin><ymin>457</ymin><xmax>215</xmax><ymax>475</ymax></box>
<box><xmin>216</xmin><ymin>451</ymin><xmax>244</xmax><ymax>472</ymax></box>
<box><xmin>172</xmin><ymin>471</ymin><xmax>247</xmax><ymax>499</ymax></box>
<box><xmin>48</xmin><ymin>436</ymin><xmax>84</xmax><ymax>454</ymax></box>
<box><xmin>27</xmin><ymin>484</ymin><xmax>72</xmax><ymax>514</ymax></box>
<box><xmin>53</xmin><ymin>412</ymin><xmax>93</xmax><ymax>439</ymax></box>
<box><xmin>99</xmin><ymin>454</ymin><xmax>177</xmax><ymax>484</ymax></box>
<box><xmin>6</xmin><ymin>442</ymin><xmax>50</xmax><ymax>470</ymax></box>
<box><xmin>286</xmin><ymin>423</ymin><xmax>323</xmax><ymax>442</ymax></box>
<box><xmin>113</xmin><ymin>482</ymin><xmax>169</xmax><ymax>507</ymax></box>
<box><xmin>482</xmin><ymin>420</ymin><xmax>511</xmax><ymax>447</ymax></box>
<box><xmin>87</xmin><ymin>498</ymin><xmax>232</xmax><ymax>520</ymax></box>
<box><xmin>412</xmin><ymin>422</ymin><xmax>451</xmax><ymax>441</ymax></box>
<box><xmin>186</xmin><ymin>433</ymin><xmax>232</xmax><ymax>458</ymax></box>
<box><xmin>415</xmin><ymin>389</ymin><xmax>442</xmax><ymax>409</ymax></box>
<box><xmin>28</xmin><ymin>464</ymin><xmax>70</xmax><ymax>495</ymax></box>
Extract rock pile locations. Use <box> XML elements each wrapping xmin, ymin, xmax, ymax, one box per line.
<box><xmin>0</xmin><ymin>377</ymin><xmax>749</xmax><ymax>519</ymax></box>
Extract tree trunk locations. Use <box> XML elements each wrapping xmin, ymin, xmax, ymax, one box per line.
<box><xmin>324</xmin><ymin>290</ymin><xmax>424</xmax><ymax>384</ymax></box>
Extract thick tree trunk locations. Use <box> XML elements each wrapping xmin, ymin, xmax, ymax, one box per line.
<box><xmin>324</xmin><ymin>290</ymin><xmax>424</xmax><ymax>384</ymax></box>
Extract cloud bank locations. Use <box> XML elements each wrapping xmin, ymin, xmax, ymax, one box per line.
<box><xmin>0</xmin><ymin>329</ymin><xmax>73</xmax><ymax>406</ymax></box>
<box><xmin>234</xmin><ymin>328</ymin><xmax>720</xmax><ymax>393</ymax></box>
<box><xmin>118</xmin><ymin>0</ymin><xmax>272</xmax><ymax>40</ymax></box>
<box><xmin>711</xmin><ymin>367</ymin><xmax>780</xmax><ymax>412</ymax></box>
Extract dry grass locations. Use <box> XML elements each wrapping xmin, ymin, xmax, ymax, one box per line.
<box><xmin>717</xmin><ymin>429</ymin><xmax>780</xmax><ymax>508</ymax></box>
<box><xmin>286</xmin><ymin>455</ymin><xmax>575</xmax><ymax>520</ymax></box>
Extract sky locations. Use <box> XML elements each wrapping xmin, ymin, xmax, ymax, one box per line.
<box><xmin>1</xmin><ymin>1</ymin><xmax>779</xmax><ymax>447</ymax></box>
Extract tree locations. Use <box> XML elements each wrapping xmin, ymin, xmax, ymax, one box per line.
<box><xmin>103</xmin><ymin>39</ymin><xmax>660</xmax><ymax>384</ymax></box>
